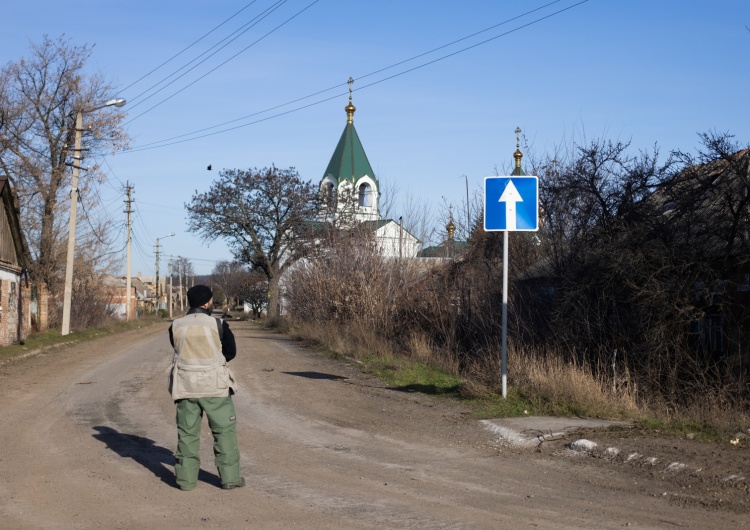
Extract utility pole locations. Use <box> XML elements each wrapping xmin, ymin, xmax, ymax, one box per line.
<box><xmin>178</xmin><ymin>257</ymin><xmax>184</xmax><ymax>311</ymax></box>
<box><xmin>61</xmin><ymin>111</ymin><xmax>84</xmax><ymax>336</ymax></box>
<box><xmin>61</xmin><ymin>98</ymin><xmax>126</xmax><ymax>336</ymax></box>
<box><xmin>184</xmin><ymin>261</ymin><xmax>191</xmax><ymax>298</ymax></box>
<box><xmin>169</xmin><ymin>257</ymin><xmax>174</xmax><ymax>319</ymax></box>
<box><xmin>465</xmin><ymin>174</ymin><xmax>470</xmax><ymax>241</ymax></box>
<box><xmin>124</xmin><ymin>183</ymin><xmax>134</xmax><ymax>321</ymax></box>
<box><xmin>155</xmin><ymin>240</ymin><xmax>161</xmax><ymax>311</ymax></box>
<box><xmin>155</xmin><ymin>233</ymin><xmax>175</xmax><ymax>314</ymax></box>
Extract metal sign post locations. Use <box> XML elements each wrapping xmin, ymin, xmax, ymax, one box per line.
<box><xmin>484</xmin><ymin>175</ymin><xmax>538</xmax><ymax>398</ymax></box>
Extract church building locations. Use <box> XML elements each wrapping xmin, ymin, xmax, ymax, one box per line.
<box><xmin>318</xmin><ymin>81</ymin><xmax>420</xmax><ymax>258</ymax></box>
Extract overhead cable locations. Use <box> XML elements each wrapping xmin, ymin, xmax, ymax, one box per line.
<box><xmin>128</xmin><ymin>0</ymin><xmax>568</xmax><ymax>148</ymax></box>
<box><xmin>124</xmin><ymin>0</ymin><xmax>588</xmax><ymax>153</ymax></box>
<box><xmin>120</xmin><ymin>0</ymin><xmax>262</xmax><ymax>95</ymax></box>
<box><xmin>124</xmin><ymin>0</ymin><xmax>319</xmax><ymax>124</ymax></box>
<box><xmin>125</xmin><ymin>0</ymin><xmax>288</xmax><ymax>111</ymax></box>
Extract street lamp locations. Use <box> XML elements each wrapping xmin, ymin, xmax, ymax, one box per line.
<box><xmin>155</xmin><ymin>233</ymin><xmax>175</xmax><ymax>311</ymax></box>
<box><xmin>61</xmin><ymin>98</ymin><xmax>127</xmax><ymax>336</ymax></box>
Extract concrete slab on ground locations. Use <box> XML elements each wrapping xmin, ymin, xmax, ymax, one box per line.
<box><xmin>481</xmin><ymin>416</ymin><xmax>629</xmax><ymax>448</ymax></box>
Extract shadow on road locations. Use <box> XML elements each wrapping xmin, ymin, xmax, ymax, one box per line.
<box><xmin>282</xmin><ymin>371</ymin><xmax>347</xmax><ymax>381</ymax></box>
<box><xmin>389</xmin><ymin>383</ymin><xmax>462</xmax><ymax>396</ymax></box>
<box><xmin>92</xmin><ymin>426</ymin><xmax>221</xmax><ymax>489</ymax></box>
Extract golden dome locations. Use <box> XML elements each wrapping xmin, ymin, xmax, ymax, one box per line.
<box><xmin>345</xmin><ymin>101</ymin><xmax>356</xmax><ymax>124</ymax></box>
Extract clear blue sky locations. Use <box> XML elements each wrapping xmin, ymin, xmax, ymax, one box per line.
<box><xmin>3</xmin><ymin>0</ymin><xmax>749</xmax><ymax>275</ymax></box>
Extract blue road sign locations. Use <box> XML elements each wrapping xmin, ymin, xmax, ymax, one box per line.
<box><xmin>484</xmin><ymin>176</ymin><xmax>539</xmax><ymax>231</ymax></box>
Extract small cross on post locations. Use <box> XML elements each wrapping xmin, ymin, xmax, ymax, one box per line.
<box><xmin>347</xmin><ymin>77</ymin><xmax>354</xmax><ymax>102</ymax></box>
<box><xmin>515</xmin><ymin>127</ymin><xmax>521</xmax><ymax>149</ymax></box>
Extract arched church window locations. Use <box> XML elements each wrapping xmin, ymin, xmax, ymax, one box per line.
<box><xmin>358</xmin><ymin>183</ymin><xmax>371</xmax><ymax>207</ymax></box>
<box><xmin>323</xmin><ymin>182</ymin><xmax>335</xmax><ymax>208</ymax></box>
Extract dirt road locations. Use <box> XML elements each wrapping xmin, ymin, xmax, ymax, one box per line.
<box><xmin>0</xmin><ymin>321</ymin><xmax>747</xmax><ymax>529</ymax></box>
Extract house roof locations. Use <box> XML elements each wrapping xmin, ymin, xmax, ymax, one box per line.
<box><xmin>360</xmin><ymin>219</ymin><xmax>390</xmax><ymax>231</ymax></box>
<box><xmin>322</xmin><ymin>101</ymin><xmax>377</xmax><ymax>187</ymax></box>
<box><xmin>364</xmin><ymin>219</ymin><xmax>420</xmax><ymax>242</ymax></box>
<box><xmin>419</xmin><ymin>239</ymin><xmax>469</xmax><ymax>258</ymax></box>
<box><xmin>303</xmin><ymin>218</ymin><xmax>419</xmax><ymax>241</ymax></box>
<box><xmin>654</xmin><ymin>147</ymin><xmax>750</xmax><ymax>260</ymax></box>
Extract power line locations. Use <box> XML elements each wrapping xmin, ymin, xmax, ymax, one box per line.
<box><xmin>131</xmin><ymin>225</ymin><xmax>156</xmax><ymax>273</ymax></box>
<box><xmin>120</xmin><ymin>0</ymin><xmax>262</xmax><ymax>95</ymax></box>
<box><xmin>126</xmin><ymin>90</ymin><xmax>345</xmax><ymax>152</ymax></box>
<box><xmin>125</xmin><ymin>0</ymin><xmax>288</xmax><ymax>111</ymax></box>
<box><xmin>122</xmin><ymin>0</ymin><xmax>588</xmax><ymax>153</ymax></box>
<box><xmin>88</xmin><ymin>183</ymin><xmax>126</xmax><ymax>226</ymax></box>
<box><xmin>124</xmin><ymin>0</ymin><xmax>318</xmax><ymax>124</ymax></box>
<box><xmin>125</xmin><ymin>0</ymin><xmax>564</xmax><ymax>149</ymax></box>
<box><xmin>133</xmin><ymin>202</ymin><xmax>158</xmax><ymax>244</ymax></box>
<box><xmin>78</xmin><ymin>191</ymin><xmax>126</xmax><ymax>246</ymax></box>
<box><xmin>131</xmin><ymin>233</ymin><xmax>153</xmax><ymax>261</ymax></box>
<box><xmin>101</xmin><ymin>157</ymin><xmax>126</xmax><ymax>188</ymax></box>
<box><xmin>136</xmin><ymin>200</ymin><xmax>184</xmax><ymax>211</ymax></box>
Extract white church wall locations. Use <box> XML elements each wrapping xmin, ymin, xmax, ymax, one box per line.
<box><xmin>375</xmin><ymin>221</ymin><xmax>420</xmax><ymax>258</ymax></box>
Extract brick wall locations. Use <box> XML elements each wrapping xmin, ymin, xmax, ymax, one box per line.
<box><xmin>0</xmin><ymin>278</ymin><xmax>20</xmax><ymax>346</ymax></box>
<box><xmin>21</xmin><ymin>282</ymin><xmax>48</xmax><ymax>336</ymax></box>
<box><xmin>0</xmin><ymin>279</ymin><xmax>48</xmax><ymax>347</ymax></box>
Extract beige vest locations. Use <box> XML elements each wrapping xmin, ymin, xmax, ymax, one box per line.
<box><xmin>169</xmin><ymin>312</ymin><xmax>237</xmax><ymax>399</ymax></box>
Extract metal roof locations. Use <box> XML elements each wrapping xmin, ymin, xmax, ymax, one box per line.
<box><xmin>322</xmin><ymin>117</ymin><xmax>377</xmax><ymax>187</ymax></box>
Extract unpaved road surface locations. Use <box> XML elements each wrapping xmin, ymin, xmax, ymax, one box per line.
<box><xmin>0</xmin><ymin>321</ymin><xmax>747</xmax><ymax>529</ymax></box>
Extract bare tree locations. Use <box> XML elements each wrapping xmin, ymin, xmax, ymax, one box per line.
<box><xmin>211</xmin><ymin>260</ymin><xmax>251</xmax><ymax>310</ymax></box>
<box><xmin>669</xmin><ymin>132</ymin><xmax>750</xmax><ymax>268</ymax></box>
<box><xmin>185</xmin><ymin>166</ymin><xmax>320</xmax><ymax>320</ymax></box>
<box><xmin>399</xmin><ymin>189</ymin><xmax>436</xmax><ymax>250</ymax></box>
<box><xmin>285</xmin><ymin>223</ymin><xmax>409</xmax><ymax>329</ymax></box>
<box><xmin>0</xmin><ymin>35</ymin><xmax>129</xmax><ymax>291</ymax></box>
<box><xmin>375</xmin><ymin>174</ymin><xmax>398</xmax><ymax>220</ymax></box>
<box><xmin>239</xmin><ymin>270</ymin><xmax>268</xmax><ymax>318</ymax></box>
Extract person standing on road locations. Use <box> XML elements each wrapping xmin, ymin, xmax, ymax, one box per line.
<box><xmin>167</xmin><ymin>285</ymin><xmax>244</xmax><ymax>491</ymax></box>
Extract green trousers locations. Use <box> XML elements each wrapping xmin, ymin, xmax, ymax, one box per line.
<box><xmin>174</xmin><ymin>396</ymin><xmax>241</xmax><ymax>490</ymax></box>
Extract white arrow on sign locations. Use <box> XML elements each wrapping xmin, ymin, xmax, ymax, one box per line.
<box><xmin>498</xmin><ymin>179</ymin><xmax>523</xmax><ymax>230</ymax></box>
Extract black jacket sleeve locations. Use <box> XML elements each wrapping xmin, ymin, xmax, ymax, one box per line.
<box><xmin>221</xmin><ymin>321</ymin><xmax>237</xmax><ymax>362</ymax></box>
<box><xmin>168</xmin><ymin>324</ymin><xmax>174</xmax><ymax>349</ymax></box>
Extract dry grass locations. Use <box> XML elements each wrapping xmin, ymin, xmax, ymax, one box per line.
<box><xmin>276</xmin><ymin>218</ymin><xmax>748</xmax><ymax>432</ymax></box>
<box><xmin>287</xmin><ymin>314</ymin><xmax>639</xmax><ymax>419</ymax></box>
<box><xmin>512</xmin><ymin>346</ymin><xmax>639</xmax><ymax>418</ymax></box>
<box><xmin>405</xmin><ymin>331</ymin><xmax>433</xmax><ymax>362</ymax></box>
<box><xmin>288</xmin><ymin>319</ymin><xmax>392</xmax><ymax>361</ymax></box>
<box><xmin>644</xmin><ymin>387</ymin><xmax>750</xmax><ymax>437</ymax></box>
<box><xmin>285</xmin><ymin>314</ymin><xmax>749</xmax><ymax>439</ymax></box>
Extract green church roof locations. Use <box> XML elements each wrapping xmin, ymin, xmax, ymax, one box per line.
<box><xmin>322</xmin><ymin>102</ymin><xmax>377</xmax><ymax>187</ymax></box>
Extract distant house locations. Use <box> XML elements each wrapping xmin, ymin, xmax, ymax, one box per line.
<box><xmin>0</xmin><ymin>177</ymin><xmax>47</xmax><ymax>345</ymax></box>
<box><xmin>517</xmin><ymin>148</ymin><xmax>750</xmax><ymax>370</ymax></box>
<box><xmin>658</xmin><ymin>148</ymin><xmax>750</xmax><ymax>363</ymax></box>
<box><xmin>100</xmin><ymin>274</ymin><xmax>136</xmax><ymax>319</ymax></box>
<box><xmin>131</xmin><ymin>275</ymin><xmax>156</xmax><ymax>315</ymax></box>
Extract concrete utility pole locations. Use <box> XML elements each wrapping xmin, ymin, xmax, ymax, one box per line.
<box><xmin>155</xmin><ymin>240</ymin><xmax>160</xmax><ymax>311</ymax></box>
<box><xmin>169</xmin><ymin>257</ymin><xmax>174</xmax><ymax>319</ymax></box>
<box><xmin>178</xmin><ymin>258</ymin><xmax>184</xmax><ymax>311</ymax></box>
<box><xmin>124</xmin><ymin>183</ymin><xmax>134</xmax><ymax>321</ymax></box>
<box><xmin>155</xmin><ymin>233</ymin><xmax>175</xmax><ymax>312</ymax></box>
<box><xmin>185</xmin><ymin>261</ymin><xmax>191</xmax><ymax>296</ymax></box>
<box><xmin>62</xmin><ymin>97</ymin><xmax>126</xmax><ymax>336</ymax></box>
<box><xmin>465</xmin><ymin>174</ymin><xmax>470</xmax><ymax>240</ymax></box>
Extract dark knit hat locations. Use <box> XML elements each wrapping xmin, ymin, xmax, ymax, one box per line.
<box><xmin>187</xmin><ymin>285</ymin><xmax>213</xmax><ymax>308</ymax></box>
